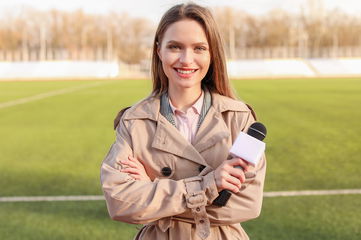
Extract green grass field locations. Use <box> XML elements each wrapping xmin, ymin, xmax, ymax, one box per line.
<box><xmin>0</xmin><ymin>78</ymin><xmax>360</xmax><ymax>239</ymax></box>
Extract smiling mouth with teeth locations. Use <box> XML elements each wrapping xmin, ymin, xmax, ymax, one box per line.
<box><xmin>175</xmin><ymin>68</ymin><xmax>197</xmax><ymax>74</ymax></box>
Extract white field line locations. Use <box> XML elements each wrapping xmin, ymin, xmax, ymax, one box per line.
<box><xmin>1</xmin><ymin>189</ymin><xmax>361</xmax><ymax>202</ymax></box>
<box><xmin>263</xmin><ymin>189</ymin><xmax>361</xmax><ymax>197</ymax></box>
<box><xmin>0</xmin><ymin>81</ymin><xmax>109</xmax><ymax>109</ymax></box>
<box><xmin>0</xmin><ymin>195</ymin><xmax>104</xmax><ymax>202</ymax></box>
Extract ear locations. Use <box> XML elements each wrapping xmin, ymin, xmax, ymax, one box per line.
<box><xmin>157</xmin><ymin>42</ymin><xmax>162</xmax><ymax>61</ymax></box>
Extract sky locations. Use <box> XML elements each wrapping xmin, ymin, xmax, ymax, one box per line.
<box><xmin>0</xmin><ymin>0</ymin><xmax>360</xmax><ymax>22</ymax></box>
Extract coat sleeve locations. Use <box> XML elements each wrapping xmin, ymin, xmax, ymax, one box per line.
<box><xmin>100</xmin><ymin>117</ymin><xmax>219</xmax><ymax>225</ymax></box>
<box><xmin>205</xmin><ymin>110</ymin><xmax>267</xmax><ymax>225</ymax></box>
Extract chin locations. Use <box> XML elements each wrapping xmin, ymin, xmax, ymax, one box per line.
<box><xmin>176</xmin><ymin>80</ymin><xmax>201</xmax><ymax>90</ymax></box>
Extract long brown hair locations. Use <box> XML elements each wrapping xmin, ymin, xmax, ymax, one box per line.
<box><xmin>151</xmin><ymin>3</ymin><xmax>236</xmax><ymax>99</ymax></box>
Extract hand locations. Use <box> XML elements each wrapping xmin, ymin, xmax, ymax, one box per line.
<box><xmin>214</xmin><ymin>158</ymin><xmax>249</xmax><ymax>193</ymax></box>
<box><xmin>119</xmin><ymin>156</ymin><xmax>151</xmax><ymax>181</ymax></box>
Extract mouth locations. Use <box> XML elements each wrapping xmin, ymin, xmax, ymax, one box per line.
<box><xmin>174</xmin><ymin>68</ymin><xmax>198</xmax><ymax>75</ymax></box>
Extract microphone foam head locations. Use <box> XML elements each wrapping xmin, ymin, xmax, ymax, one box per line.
<box><xmin>247</xmin><ymin>122</ymin><xmax>267</xmax><ymax>141</ymax></box>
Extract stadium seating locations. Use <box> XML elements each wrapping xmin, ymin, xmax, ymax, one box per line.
<box><xmin>0</xmin><ymin>61</ymin><xmax>119</xmax><ymax>79</ymax></box>
<box><xmin>1</xmin><ymin>58</ymin><xmax>361</xmax><ymax>79</ymax></box>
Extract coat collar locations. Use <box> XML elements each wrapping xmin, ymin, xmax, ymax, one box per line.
<box><xmin>122</xmin><ymin>92</ymin><xmax>250</xmax><ymax>121</ymax></box>
<box><xmin>211</xmin><ymin>93</ymin><xmax>251</xmax><ymax>113</ymax></box>
<box><xmin>122</xmin><ymin>95</ymin><xmax>159</xmax><ymax>121</ymax></box>
<box><xmin>122</xmin><ymin>92</ymin><xmax>251</xmax><ymax>167</ymax></box>
<box><xmin>159</xmin><ymin>89</ymin><xmax>212</xmax><ymax>130</ymax></box>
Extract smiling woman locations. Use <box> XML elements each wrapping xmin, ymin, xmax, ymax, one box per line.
<box><xmin>157</xmin><ymin>19</ymin><xmax>211</xmax><ymax>98</ymax></box>
<box><xmin>100</xmin><ymin>3</ymin><xmax>266</xmax><ymax>240</ymax></box>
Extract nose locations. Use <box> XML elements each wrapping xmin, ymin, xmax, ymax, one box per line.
<box><xmin>179</xmin><ymin>49</ymin><xmax>193</xmax><ymax>65</ymax></box>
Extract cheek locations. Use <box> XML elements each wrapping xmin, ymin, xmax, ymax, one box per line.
<box><xmin>161</xmin><ymin>57</ymin><xmax>176</xmax><ymax>79</ymax></box>
<box><xmin>199</xmin><ymin>54</ymin><xmax>211</xmax><ymax>70</ymax></box>
<box><xmin>160</xmin><ymin>50</ymin><xmax>177</xmax><ymax>66</ymax></box>
<box><xmin>162</xmin><ymin>55</ymin><xmax>173</xmax><ymax>67</ymax></box>
<box><xmin>161</xmin><ymin>57</ymin><xmax>174</xmax><ymax>75</ymax></box>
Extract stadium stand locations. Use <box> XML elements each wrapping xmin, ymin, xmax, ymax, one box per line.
<box><xmin>308</xmin><ymin>58</ymin><xmax>361</xmax><ymax>76</ymax></box>
<box><xmin>0</xmin><ymin>61</ymin><xmax>119</xmax><ymax>79</ymax></box>
<box><xmin>227</xmin><ymin>58</ymin><xmax>361</xmax><ymax>78</ymax></box>
<box><xmin>227</xmin><ymin>59</ymin><xmax>315</xmax><ymax>78</ymax></box>
<box><xmin>0</xmin><ymin>58</ymin><xmax>361</xmax><ymax>79</ymax></box>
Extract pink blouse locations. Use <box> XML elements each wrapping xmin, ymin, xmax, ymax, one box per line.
<box><xmin>169</xmin><ymin>92</ymin><xmax>204</xmax><ymax>144</ymax></box>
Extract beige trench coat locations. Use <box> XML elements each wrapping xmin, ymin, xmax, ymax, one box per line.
<box><xmin>100</xmin><ymin>92</ymin><xmax>266</xmax><ymax>240</ymax></box>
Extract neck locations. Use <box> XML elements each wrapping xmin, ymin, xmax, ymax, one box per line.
<box><xmin>168</xmin><ymin>86</ymin><xmax>202</xmax><ymax>112</ymax></box>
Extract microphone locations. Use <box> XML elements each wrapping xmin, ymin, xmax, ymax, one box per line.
<box><xmin>230</xmin><ymin>122</ymin><xmax>266</xmax><ymax>167</ymax></box>
<box><xmin>212</xmin><ymin>122</ymin><xmax>267</xmax><ymax>207</ymax></box>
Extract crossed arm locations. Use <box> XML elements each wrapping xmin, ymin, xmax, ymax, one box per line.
<box><xmin>120</xmin><ymin>155</ymin><xmax>250</xmax><ymax>194</ymax></box>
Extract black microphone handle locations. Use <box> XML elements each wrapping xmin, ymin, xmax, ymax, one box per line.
<box><xmin>212</xmin><ymin>189</ymin><xmax>232</xmax><ymax>206</ymax></box>
<box><xmin>212</xmin><ymin>166</ymin><xmax>243</xmax><ymax>206</ymax></box>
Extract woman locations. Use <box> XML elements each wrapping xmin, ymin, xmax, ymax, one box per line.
<box><xmin>101</xmin><ymin>3</ymin><xmax>266</xmax><ymax>240</ymax></box>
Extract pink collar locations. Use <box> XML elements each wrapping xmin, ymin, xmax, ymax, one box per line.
<box><xmin>169</xmin><ymin>91</ymin><xmax>204</xmax><ymax>115</ymax></box>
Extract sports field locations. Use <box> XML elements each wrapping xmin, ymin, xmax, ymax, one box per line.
<box><xmin>0</xmin><ymin>78</ymin><xmax>360</xmax><ymax>239</ymax></box>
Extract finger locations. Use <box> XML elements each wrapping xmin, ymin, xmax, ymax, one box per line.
<box><xmin>228</xmin><ymin>168</ymin><xmax>246</xmax><ymax>183</ymax></box>
<box><xmin>128</xmin><ymin>156</ymin><xmax>144</xmax><ymax>168</ymax></box>
<box><xmin>228</xmin><ymin>158</ymin><xmax>249</xmax><ymax>171</ymax></box>
<box><xmin>130</xmin><ymin>174</ymin><xmax>141</xmax><ymax>180</ymax></box>
<box><xmin>215</xmin><ymin>171</ymin><xmax>242</xmax><ymax>192</ymax></box>
<box><xmin>120</xmin><ymin>168</ymin><xmax>141</xmax><ymax>175</ymax></box>
<box><xmin>130</xmin><ymin>173</ymin><xmax>150</xmax><ymax>181</ymax></box>
<box><xmin>233</xmin><ymin>158</ymin><xmax>249</xmax><ymax>171</ymax></box>
<box><xmin>217</xmin><ymin>162</ymin><xmax>246</xmax><ymax>182</ymax></box>
<box><xmin>120</xmin><ymin>160</ymin><xmax>139</xmax><ymax>169</ymax></box>
<box><xmin>224</xmin><ymin>174</ymin><xmax>242</xmax><ymax>189</ymax></box>
<box><xmin>217</xmin><ymin>179</ymin><xmax>240</xmax><ymax>193</ymax></box>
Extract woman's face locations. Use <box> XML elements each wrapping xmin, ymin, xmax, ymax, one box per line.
<box><xmin>158</xmin><ymin>19</ymin><xmax>211</xmax><ymax>92</ymax></box>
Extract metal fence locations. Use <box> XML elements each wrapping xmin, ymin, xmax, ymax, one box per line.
<box><xmin>0</xmin><ymin>48</ymin><xmax>116</xmax><ymax>62</ymax></box>
<box><xmin>231</xmin><ymin>46</ymin><xmax>361</xmax><ymax>59</ymax></box>
<box><xmin>1</xmin><ymin>46</ymin><xmax>361</xmax><ymax>62</ymax></box>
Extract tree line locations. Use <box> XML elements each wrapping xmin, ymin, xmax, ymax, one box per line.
<box><xmin>214</xmin><ymin>6</ymin><xmax>361</xmax><ymax>59</ymax></box>
<box><xmin>0</xmin><ymin>5</ymin><xmax>360</xmax><ymax>63</ymax></box>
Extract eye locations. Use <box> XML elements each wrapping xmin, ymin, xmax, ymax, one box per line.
<box><xmin>195</xmin><ymin>46</ymin><xmax>207</xmax><ymax>52</ymax></box>
<box><xmin>167</xmin><ymin>45</ymin><xmax>181</xmax><ymax>50</ymax></box>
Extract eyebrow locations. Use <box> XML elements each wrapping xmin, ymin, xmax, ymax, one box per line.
<box><xmin>166</xmin><ymin>40</ymin><xmax>208</xmax><ymax>46</ymax></box>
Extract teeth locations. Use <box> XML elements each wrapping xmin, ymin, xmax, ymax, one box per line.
<box><xmin>176</xmin><ymin>69</ymin><xmax>196</xmax><ymax>74</ymax></box>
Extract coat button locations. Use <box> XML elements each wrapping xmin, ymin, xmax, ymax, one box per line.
<box><xmin>198</xmin><ymin>165</ymin><xmax>206</xmax><ymax>172</ymax></box>
<box><xmin>161</xmin><ymin>167</ymin><xmax>172</xmax><ymax>176</ymax></box>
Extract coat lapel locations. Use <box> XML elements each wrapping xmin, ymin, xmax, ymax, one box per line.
<box><xmin>193</xmin><ymin>106</ymin><xmax>230</xmax><ymax>153</ymax></box>
<box><xmin>152</xmin><ymin>114</ymin><xmax>210</xmax><ymax>167</ymax></box>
